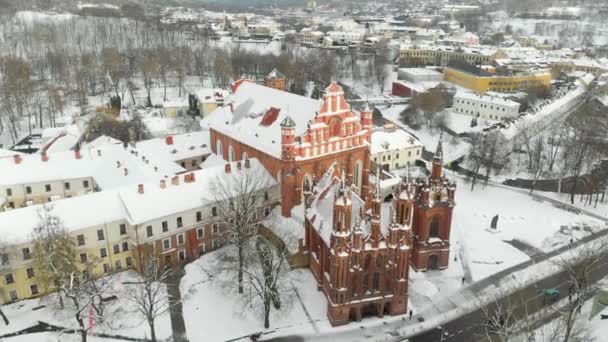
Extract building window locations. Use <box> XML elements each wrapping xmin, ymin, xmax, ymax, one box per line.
<box><xmin>198</xmin><ymin>245</ymin><xmax>205</xmax><ymax>256</ymax></box>
<box><xmin>83</xmin><ymin>180</ymin><xmax>89</xmax><ymax>188</ymax></box>
<box><xmin>212</xmin><ymin>207</ymin><xmax>217</xmax><ymax>216</ymax></box>
<box><xmin>162</xmin><ymin>221</ymin><xmax>168</xmax><ymax>232</ymax></box>
<box><xmin>126</xmin><ymin>257</ymin><xmax>133</xmax><ymax>267</ymax></box>
<box><xmin>26</xmin><ymin>186</ymin><xmax>32</xmax><ymax>194</ymax></box>
<box><xmin>100</xmin><ymin>248</ymin><xmax>107</xmax><ymax>258</ymax></box>
<box><xmin>122</xmin><ymin>242</ymin><xmax>129</xmax><ymax>252</ymax></box>
<box><xmin>77</xmin><ymin>234</ymin><xmax>85</xmax><ymax>246</ymax></box>
<box><xmin>22</xmin><ymin>248</ymin><xmax>31</xmax><ymax>260</ymax></box>
<box><xmin>30</xmin><ymin>284</ymin><xmax>39</xmax><ymax>296</ymax></box>
<box><xmin>45</xmin><ymin>184</ymin><xmax>51</xmax><ymax>192</ymax></box>
<box><xmin>115</xmin><ymin>260</ymin><xmax>122</xmax><ymax>269</ymax></box>
<box><xmin>26</xmin><ymin>268</ymin><xmax>35</xmax><ymax>279</ymax></box>
<box><xmin>80</xmin><ymin>253</ymin><xmax>88</xmax><ymax>263</ymax></box>
<box><xmin>9</xmin><ymin>290</ymin><xmax>18</xmax><ymax>301</ymax></box>
<box><xmin>177</xmin><ymin>217</ymin><xmax>183</xmax><ymax>228</ymax></box>
<box><xmin>113</xmin><ymin>244</ymin><xmax>120</xmax><ymax>255</ymax></box>
<box><xmin>212</xmin><ymin>224</ymin><xmax>219</xmax><ymax>235</ymax></box>
<box><xmin>197</xmin><ymin>228</ymin><xmax>204</xmax><ymax>239</ymax></box>
<box><xmin>147</xmin><ymin>225</ymin><xmax>153</xmax><ymax>237</ymax></box>
<box><xmin>64</xmin><ymin>182</ymin><xmax>71</xmax><ymax>190</ymax></box>
<box><xmin>196</xmin><ymin>211</ymin><xmax>202</xmax><ymax>222</ymax></box>
<box><xmin>103</xmin><ymin>263</ymin><xmax>110</xmax><ymax>273</ymax></box>
<box><xmin>163</xmin><ymin>239</ymin><xmax>171</xmax><ymax>251</ymax></box>
<box><xmin>1</xmin><ymin>254</ymin><xmax>8</xmax><ymax>266</ymax></box>
<box><xmin>5</xmin><ymin>188</ymin><xmax>12</xmax><ymax>197</ymax></box>
<box><xmin>97</xmin><ymin>229</ymin><xmax>105</xmax><ymax>241</ymax></box>
<box><xmin>178</xmin><ymin>250</ymin><xmax>186</xmax><ymax>261</ymax></box>
<box><xmin>177</xmin><ymin>233</ymin><xmax>185</xmax><ymax>245</ymax></box>
<box><xmin>119</xmin><ymin>224</ymin><xmax>127</xmax><ymax>235</ymax></box>
<box><xmin>5</xmin><ymin>273</ymin><xmax>15</xmax><ymax>284</ymax></box>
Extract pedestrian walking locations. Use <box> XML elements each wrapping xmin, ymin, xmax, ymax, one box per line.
<box><xmin>409</xmin><ymin>309</ymin><xmax>413</xmax><ymax>320</ymax></box>
<box><xmin>461</xmin><ymin>276</ymin><xmax>466</xmax><ymax>285</ymax></box>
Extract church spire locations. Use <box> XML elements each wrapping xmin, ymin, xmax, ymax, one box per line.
<box><xmin>431</xmin><ymin>132</ymin><xmax>444</xmax><ymax>181</ymax></box>
<box><xmin>435</xmin><ymin>131</ymin><xmax>443</xmax><ymax>161</ymax></box>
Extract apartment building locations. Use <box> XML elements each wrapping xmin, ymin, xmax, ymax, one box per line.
<box><xmin>0</xmin><ymin>158</ymin><xmax>279</xmax><ymax>304</ymax></box>
<box><xmin>453</xmin><ymin>92</ymin><xmax>521</xmax><ymax>120</ymax></box>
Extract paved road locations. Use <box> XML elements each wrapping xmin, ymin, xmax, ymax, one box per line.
<box><xmin>408</xmin><ymin>251</ymin><xmax>608</xmax><ymax>342</ymax></box>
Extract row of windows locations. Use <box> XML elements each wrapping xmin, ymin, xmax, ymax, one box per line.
<box><xmin>5</xmin><ymin>180</ymin><xmax>90</xmax><ymax>197</ymax></box>
<box><xmin>373</xmin><ymin>149</ymin><xmax>420</xmax><ymax>163</ymax></box>
<box><xmin>3</xmin><ymin>257</ymin><xmax>134</xmax><ymax>302</ymax></box>
<box><xmin>455</xmin><ymin>99</ymin><xmax>510</xmax><ymax>111</ymax></box>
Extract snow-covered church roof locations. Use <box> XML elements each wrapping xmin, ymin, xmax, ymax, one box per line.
<box><xmin>200</xmin><ymin>82</ymin><xmax>323</xmax><ymax>159</ymax></box>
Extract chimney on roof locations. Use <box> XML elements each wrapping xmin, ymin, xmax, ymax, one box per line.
<box><xmin>138</xmin><ymin>184</ymin><xmax>144</xmax><ymax>194</ymax></box>
<box><xmin>13</xmin><ymin>154</ymin><xmax>22</xmax><ymax>165</ymax></box>
<box><xmin>172</xmin><ymin>176</ymin><xmax>180</xmax><ymax>186</ymax></box>
<box><xmin>97</xmin><ymin>149</ymin><xmax>102</xmax><ymax>157</ymax></box>
<box><xmin>244</xmin><ymin>159</ymin><xmax>250</xmax><ymax>169</ymax></box>
<box><xmin>184</xmin><ymin>172</ymin><xmax>196</xmax><ymax>183</ymax></box>
<box><xmin>165</xmin><ymin>135</ymin><xmax>174</xmax><ymax>145</ymax></box>
<box><xmin>237</xmin><ymin>161</ymin><xmax>242</xmax><ymax>170</ymax></box>
<box><xmin>225</xmin><ymin>163</ymin><xmax>231</xmax><ymax>173</ymax></box>
<box><xmin>124</xmin><ymin>168</ymin><xmax>129</xmax><ymax>176</ymax></box>
<box><xmin>75</xmin><ymin>150</ymin><xmax>82</xmax><ymax>160</ymax></box>
<box><xmin>160</xmin><ymin>179</ymin><xmax>167</xmax><ymax>189</ymax></box>
<box><xmin>41</xmin><ymin>151</ymin><xmax>49</xmax><ymax>162</ymax></box>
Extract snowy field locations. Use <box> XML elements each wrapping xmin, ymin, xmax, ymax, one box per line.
<box><xmin>0</xmin><ymin>271</ymin><xmax>172</xmax><ymax>341</ymax></box>
<box><xmin>453</xmin><ymin>180</ymin><xmax>604</xmax><ymax>282</ymax></box>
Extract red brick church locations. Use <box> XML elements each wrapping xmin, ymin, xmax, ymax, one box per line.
<box><xmin>203</xmin><ymin>80</ymin><xmax>373</xmax><ymax>218</ymax></box>
<box><xmin>203</xmin><ymin>80</ymin><xmax>456</xmax><ymax>326</ymax></box>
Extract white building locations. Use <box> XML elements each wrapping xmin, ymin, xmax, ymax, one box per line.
<box><xmin>301</xmin><ymin>29</ymin><xmax>324</xmax><ymax>45</ymax></box>
<box><xmin>453</xmin><ymin>92</ymin><xmax>521</xmax><ymax>120</ymax></box>
<box><xmin>326</xmin><ymin>31</ymin><xmax>365</xmax><ymax>45</ymax></box>
<box><xmin>371</xmin><ymin>126</ymin><xmax>424</xmax><ymax>171</ymax></box>
<box><xmin>398</xmin><ymin>68</ymin><xmax>444</xmax><ymax>83</ymax></box>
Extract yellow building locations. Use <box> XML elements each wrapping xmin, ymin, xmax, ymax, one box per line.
<box><xmin>443</xmin><ymin>65</ymin><xmax>551</xmax><ymax>93</ymax></box>
<box><xmin>0</xmin><ymin>159</ymin><xmax>279</xmax><ymax>304</ymax></box>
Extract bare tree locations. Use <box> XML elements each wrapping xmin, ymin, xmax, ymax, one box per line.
<box><xmin>31</xmin><ymin>204</ymin><xmax>108</xmax><ymax>342</ymax></box>
<box><xmin>554</xmin><ymin>239</ymin><xmax>608</xmax><ymax>342</ymax></box>
<box><xmin>244</xmin><ymin>235</ymin><xmax>292</xmax><ymax>329</ymax></box>
<box><xmin>209</xmin><ymin>162</ymin><xmax>274</xmax><ymax>294</ymax></box>
<box><xmin>125</xmin><ymin>255</ymin><xmax>172</xmax><ymax>342</ymax></box>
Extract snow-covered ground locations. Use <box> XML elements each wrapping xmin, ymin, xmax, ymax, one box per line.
<box><xmin>180</xmin><ymin>251</ymin><xmax>327</xmax><ymax>341</ymax></box>
<box><xmin>0</xmin><ymin>271</ymin><xmax>172</xmax><ymax>341</ymax></box>
<box><xmin>453</xmin><ymin>179</ymin><xmax>603</xmax><ymax>282</ymax></box>
<box><xmin>444</xmin><ymin>111</ymin><xmax>498</xmax><ymax>135</ymax></box>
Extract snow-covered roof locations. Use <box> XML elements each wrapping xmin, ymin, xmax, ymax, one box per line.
<box><xmin>0</xmin><ymin>143</ymin><xmax>182</xmax><ymax>189</ymax></box>
<box><xmin>0</xmin><ymin>159</ymin><xmax>276</xmax><ymax>244</ymax></box>
<box><xmin>0</xmin><ymin>190</ymin><xmax>127</xmax><ymax>245</ymax></box>
<box><xmin>0</xmin><ymin>148</ymin><xmax>20</xmax><ymax>159</ymax></box>
<box><xmin>266</xmin><ymin>69</ymin><xmax>285</xmax><ymax>80</ymax></box>
<box><xmin>135</xmin><ymin>131</ymin><xmax>211</xmax><ymax>163</ymax></box>
<box><xmin>371</xmin><ymin>129</ymin><xmax>423</xmax><ymax>154</ymax></box>
<box><xmin>41</xmin><ymin>124</ymin><xmax>82</xmax><ymax>153</ymax></box>
<box><xmin>201</xmin><ymin>82</ymin><xmax>323</xmax><ymax>159</ymax></box>
<box><xmin>454</xmin><ymin>91</ymin><xmax>521</xmax><ymax>108</ymax></box>
<box><xmin>118</xmin><ymin>158</ymin><xmax>276</xmax><ymax>225</ymax></box>
<box><xmin>306</xmin><ymin>170</ymin><xmax>365</xmax><ymax>245</ymax></box>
